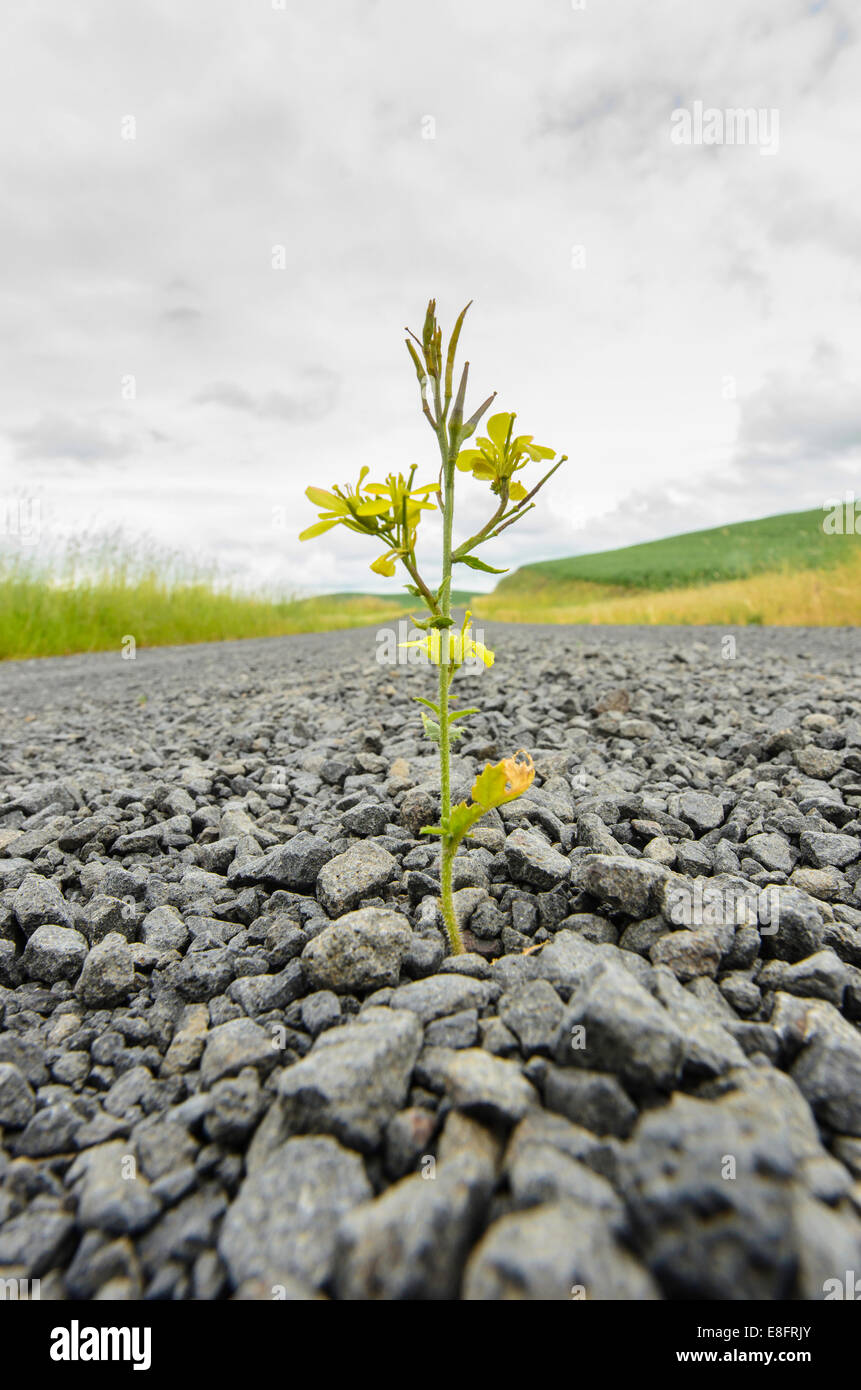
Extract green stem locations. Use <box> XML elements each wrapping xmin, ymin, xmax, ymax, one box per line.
<box><xmin>437</xmin><ymin>424</ymin><xmax>463</xmax><ymax>955</ymax></box>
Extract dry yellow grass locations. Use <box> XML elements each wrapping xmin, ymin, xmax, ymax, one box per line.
<box><xmin>473</xmin><ymin>550</ymin><xmax>861</xmax><ymax>627</ymax></box>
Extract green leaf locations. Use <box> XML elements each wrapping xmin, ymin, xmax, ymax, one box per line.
<box><xmin>455</xmin><ymin>555</ymin><xmax>509</xmax><ymax>574</ymax></box>
<box><xmin>429</xmin><ymin>615</ymin><xmax>454</xmax><ymax>629</ymax></box>
<box><xmin>446</xmin><ymin>800</ymin><xmax>485</xmax><ymax>841</ymax></box>
<box><xmin>472</xmin><ymin>753</ymin><xmax>535</xmax><ymax>811</ymax></box>
<box><xmin>420</xmin><ymin>713</ymin><xmax>441</xmax><ymax>744</ymax></box>
<box><xmin>449</xmin><ymin>707</ymin><xmax>479</xmax><ymax>722</ymax></box>
<box><xmin>470</xmin><ymin>761</ymin><xmax>509</xmax><ymax>812</ymax></box>
<box><xmin>412</xmin><ymin>696</ymin><xmax>440</xmax><ymax>713</ymax></box>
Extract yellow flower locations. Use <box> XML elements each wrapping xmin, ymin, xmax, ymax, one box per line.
<box><xmin>400</xmin><ymin>611</ymin><xmax>495</xmax><ymax>668</ymax></box>
<box><xmin>455</xmin><ymin>411</ymin><xmax>555</xmax><ymax>496</ymax></box>
<box><xmin>299</xmin><ymin>466</ymin><xmax>439</xmax><ymax>577</ymax></box>
<box><xmin>298</xmin><ymin>467</ymin><xmax>391</xmax><ymax>541</ymax></box>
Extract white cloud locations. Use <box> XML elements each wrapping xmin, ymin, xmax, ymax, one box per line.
<box><xmin>0</xmin><ymin>0</ymin><xmax>858</xmax><ymax>594</ymax></box>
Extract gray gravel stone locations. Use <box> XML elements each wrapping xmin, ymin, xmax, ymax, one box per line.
<box><xmin>498</xmin><ymin>979</ymin><xmax>564</xmax><ymax>1055</ymax></box>
<box><xmin>800</xmin><ymin>830</ymin><xmax>860</xmax><ymax>869</ymax></box>
<box><xmin>301</xmin><ymin>906</ymin><xmax>412</xmax><ymax>993</ymax></box>
<box><xmin>231</xmin><ymin>831</ymin><xmax>335</xmax><ymax>890</ymax></box>
<box><xmin>76</xmin><ymin>931</ymin><xmax>135</xmax><ymax>1007</ymax></box>
<box><xmin>67</xmin><ymin>1141</ymin><xmax>162</xmax><ymax>1236</ymax></box>
<box><xmin>276</xmin><ymin>1006</ymin><xmax>423</xmax><ymax>1151</ymax></box>
<box><xmin>573</xmin><ymin>855</ymin><xmax>671</xmax><ymax>918</ymax></box>
<box><xmin>219</xmin><ymin>1135</ymin><xmax>372</xmax><ymax>1290</ymax></box>
<box><xmin>443</xmin><ymin>1049</ymin><xmax>538</xmax><ymax>1125</ymax></box>
<box><xmin>21</xmin><ymin>923</ymin><xmax>89</xmax><ymax>983</ymax></box>
<box><xmin>333</xmin><ymin>1151</ymin><xmax>493</xmax><ymax>1299</ymax></box>
<box><xmin>745</xmin><ymin>832</ymin><xmax>794</xmax><ymax>874</ymax></box>
<box><xmin>618</xmin><ymin>1073</ymin><xmax>820</xmax><ymax>1298</ymax></box>
<box><xmin>203</xmin><ymin>1069</ymin><xmax>265</xmax><ymax>1145</ymax></box>
<box><xmin>200</xmin><ymin>1018</ymin><xmax>279</xmax><ymax>1087</ymax></box>
<box><xmin>141</xmin><ymin>905</ymin><xmax>189</xmax><ymax>951</ymax></box>
<box><xmin>503</xmin><ymin>829</ymin><xmax>571</xmax><ymax>890</ymax></box>
<box><xmin>463</xmin><ymin>1201</ymin><xmax>659</xmax><ymax>1300</ymax></box>
<box><xmin>228</xmin><ymin>960</ymin><xmax>305</xmax><ymax>1015</ymax></box>
<box><xmin>1</xmin><ymin>621</ymin><xmax>859</xmax><ymax>1302</ymax></box>
<box><xmin>675</xmin><ymin>790</ymin><xmax>724</xmax><ymax>833</ymax></box>
<box><xmin>80</xmin><ymin>894</ymin><xmax>136</xmax><ymax>943</ymax></box>
<box><xmin>651</xmin><ymin>967</ymin><xmax>749</xmax><ymax>1078</ymax></box>
<box><xmin>0</xmin><ymin>1208</ymin><xmax>76</xmax><ymax>1278</ymax></box>
<box><xmin>12</xmin><ymin>872</ymin><xmax>74</xmax><ymax>936</ymax></box>
<box><xmin>539</xmin><ymin>1062</ymin><xmax>638</xmax><ymax>1138</ymax></box>
<box><xmin>790</xmin><ymin>1000</ymin><xmax>861</xmax><ymax>1135</ymax></box>
<box><xmin>508</xmin><ymin>1144</ymin><xmax>623</xmax><ymax>1216</ymax></box>
<box><xmin>759</xmin><ymin>949</ymin><xmax>849</xmax><ymax>1007</ymax></box>
<box><xmin>0</xmin><ymin>1061</ymin><xmax>36</xmax><ymax>1128</ymax></box>
<box><xmin>553</xmin><ymin>958</ymin><xmax>685</xmax><ymax>1093</ymax></box>
<box><xmin>760</xmin><ymin>886</ymin><xmax>826</xmax><ymax>962</ymax></box>
<box><xmin>341</xmin><ymin>801</ymin><xmax>389</xmax><ymax>838</ymax></box>
<box><xmin>300</xmin><ymin>990</ymin><xmax>341</xmax><ymax>1035</ymax></box>
<box><xmin>388</xmin><ymin>973</ymin><xmax>494</xmax><ymax>1022</ymax></box>
<box><xmin>649</xmin><ymin>927</ymin><xmax>722</xmax><ymax>981</ymax></box>
<box><xmin>316</xmin><ymin>841</ymin><xmax>398</xmax><ymax>915</ymax></box>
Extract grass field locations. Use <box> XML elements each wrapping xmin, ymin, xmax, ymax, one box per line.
<box><xmin>493</xmin><ymin>508</ymin><xmax>852</xmax><ymax>594</ymax></box>
<box><xmin>0</xmin><ymin>545</ymin><xmax>411</xmax><ymax>661</ymax></box>
<box><xmin>474</xmin><ymin>548</ymin><xmax>861</xmax><ymax>627</ymax></box>
<box><xmin>2</xmin><ymin>508</ymin><xmax>856</xmax><ymax>659</ymax></box>
<box><xmin>473</xmin><ymin>508</ymin><xmax>861</xmax><ymax>627</ymax></box>
<box><xmin>322</xmin><ymin>589</ymin><xmax>475</xmax><ymax>608</ymax></box>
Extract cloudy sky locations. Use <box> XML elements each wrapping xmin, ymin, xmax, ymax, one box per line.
<box><xmin>1</xmin><ymin>0</ymin><xmax>859</xmax><ymax>594</ymax></box>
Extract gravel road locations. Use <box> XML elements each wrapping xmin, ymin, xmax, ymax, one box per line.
<box><xmin>1</xmin><ymin>621</ymin><xmax>860</xmax><ymax>1300</ymax></box>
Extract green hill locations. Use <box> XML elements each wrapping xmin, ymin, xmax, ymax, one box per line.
<box><xmin>494</xmin><ymin>508</ymin><xmax>848</xmax><ymax>596</ymax></box>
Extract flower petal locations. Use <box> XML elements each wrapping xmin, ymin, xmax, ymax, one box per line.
<box><xmin>370</xmin><ymin>552</ymin><xmax>397</xmax><ymax>575</ymax></box>
<box><xmin>486</xmin><ymin>412</ymin><xmax>515</xmax><ymax>453</ymax></box>
<box><xmin>356</xmin><ymin>499</ymin><xmax>393</xmax><ymax>516</ymax></box>
<box><xmin>298</xmin><ymin>518</ymin><xmax>339</xmax><ymax>541</ymax></box>
<box><xmin>306</xmin><ymin>486</ymin><xmax>346</xmax><ymax>511</ymax></box>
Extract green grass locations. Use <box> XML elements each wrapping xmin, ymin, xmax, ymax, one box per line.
<box><xmin>322</xmin><ymin>589</ymin><xmax>476</xmax><ymax>608</ymax></box>
<box><xmin>494</xmin><ymin>508</ymin><xmax>850</xmax><ymax>596</ymax></box>
<box><xmin>5</xmin><ymin>507</ymin><xmax>853</xmax><ymax>659</ymax></box>
<box><xmin>0</xmin><ymin>541</ymin><xmax>409</xmax><ymax>661</ymax></box>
